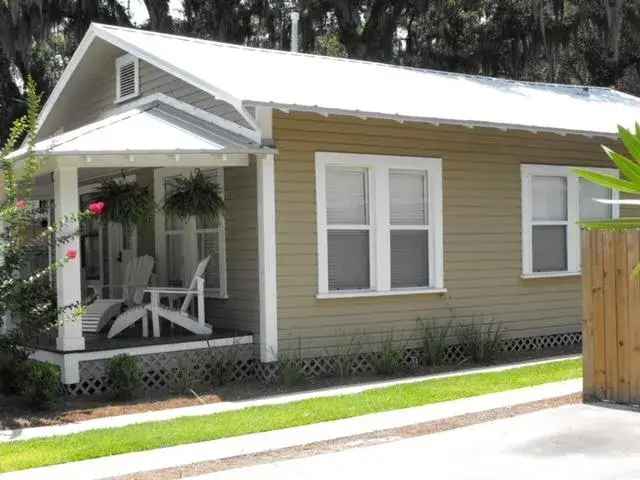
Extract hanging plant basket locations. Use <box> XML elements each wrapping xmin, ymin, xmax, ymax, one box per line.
<box><xmin>95</xmin><ymin>174</ymin><xmax>156</xmax><ymax>228</ymax></box>
<box><xmin>163</xmin><ymin>169</ymin><xmax>225</xmax><ymax>222</ymax></box>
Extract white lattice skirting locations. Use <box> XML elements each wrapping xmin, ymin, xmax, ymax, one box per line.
<box><xmin>65</xmin><ymin>331</ymin><xmax>581</xmax><ymax>396</ymax></box>
<box><xmin>65</xmin><ymin>344</ymin><xmax>255</xmax><ymax>396</ymax></box>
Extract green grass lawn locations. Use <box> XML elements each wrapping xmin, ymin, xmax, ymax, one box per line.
<box><xmin>0</xmin><ymin>358</ymin><xmax>582</xmax><ymax>473</ymax></box>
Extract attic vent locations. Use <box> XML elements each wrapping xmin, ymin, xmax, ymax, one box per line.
<box><xmin>115</xmin><ymin>54</ymin><xmax>139</xmax><ymax>103</ymax></box>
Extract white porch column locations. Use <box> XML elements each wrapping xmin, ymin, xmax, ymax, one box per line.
<box><xmin>257</xmin><ymin>153</ymin><xmax>278</xmax><ymax>362</ymax></box>
<box><xmin>55</xmin><ymin>166</ymin><xmax>85</xmax><ymax>351</ymax></box>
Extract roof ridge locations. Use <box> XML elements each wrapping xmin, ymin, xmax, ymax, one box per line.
<box><xmin>92</xmin><ymin>23</ymin><xmax>616</xmax><ymax>94</ymax></box>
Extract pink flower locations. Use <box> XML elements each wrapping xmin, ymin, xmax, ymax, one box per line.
<box><xmin>66</xmin><ymin>249</ymin><xmax>77</xmax><ymax>260</ymax></box>
<box><xmin>88</xmin><ymin>201</ymin><xmax>105</xmax><ymax>216</ymax></box>
<box><xmin>16</xmin><ymin>200</ymin><xmax>27</xmax><ymax>209</ymax></box>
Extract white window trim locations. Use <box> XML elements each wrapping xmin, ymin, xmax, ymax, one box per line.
<box><xmin>315</xmin><ymin>152</ymin><xmax>444</xmax><ymax>298</ymax></box>
<box><xmin>115</xmin><ymin>54</ymin><xmax>140</xmax><ymax>104</ymax></box>
<box><xmin>154</xmin><ymin>168</ymin><xmax>228</xmax><ymax>298</ymax></box>
<box><xmin>521</xmin><ymin>164</ymin><xmax>619</xmax><ymax>278</ymax></box>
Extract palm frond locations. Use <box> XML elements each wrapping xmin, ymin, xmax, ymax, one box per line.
<box><xmin>573</xmin><ymin>168</ymin><xmax>639</xmax><ymax>194</ymax></box>
<box><xmin>602</xmin><ymin>146</ymin><xmax>640</xmax><ymax>185</ymax></box>
<box><xmin>618</xmin><ymin>126</ymin><xmax>640</xmax><ymax>163</ymax></box>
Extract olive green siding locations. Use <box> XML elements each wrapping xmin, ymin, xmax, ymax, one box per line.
<box><xmin>272</xmin><ymin>111</ymin><xmax>619</xmax><ymax>356</ymax></box>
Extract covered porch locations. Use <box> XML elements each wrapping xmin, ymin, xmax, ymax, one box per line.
<box><xmin>11</xmin><ymin>97</ymin><xmax>278</xmax><ymax>384</ymax></box>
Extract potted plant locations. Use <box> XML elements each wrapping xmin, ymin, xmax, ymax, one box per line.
<box><xmin>94</xmin><ymin>173</ymin><xmax>155</xmax><ymax>228</ymax></box>
<box><xmin>163</xmin><ymin>169</ymin><xmax>225</xmax><ymax>222</ymax></box>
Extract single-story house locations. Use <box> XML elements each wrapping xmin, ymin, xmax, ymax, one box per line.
<box><xmin>6</xmin><ymin>23</ymin><xmax>640</xmax><ymax>391</ymax></box>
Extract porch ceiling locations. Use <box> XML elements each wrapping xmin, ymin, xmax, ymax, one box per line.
<box><xmin>11</xmin><ymin>100</ymin><xmax>274</xmax><ymax>161</ymax></box>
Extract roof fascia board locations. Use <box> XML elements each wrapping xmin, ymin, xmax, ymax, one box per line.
<box><xmin>93</xmin><ymin>25</ymin><xmax>262</xmax><ymax>138</ymax></box>
<box><xmin>244</xmin><ymin>101</ymin><xmax>617</xmax><ymax>140</ymax></box>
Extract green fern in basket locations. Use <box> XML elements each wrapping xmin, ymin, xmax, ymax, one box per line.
<box><xmin>96</xmin><ymin>174</ymin><xmax>155</xmax><ymax>227</ymax></box>
<box><xmin>163</xmin><ymin>169</ymin><xmax>224</xmax><ymax>222</ymax></box>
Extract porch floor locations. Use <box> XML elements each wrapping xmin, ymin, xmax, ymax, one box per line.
<box><xmin>34</xmin><ymin>327</ymin><xmax>253</xmax><ymax>353</ymax></box>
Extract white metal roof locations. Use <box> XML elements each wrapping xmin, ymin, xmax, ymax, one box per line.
<box><xmin>12</xmin><ymin>99</ymin><xmax>271</xmax><ymax>159</ymax></box>
<box><xmin>80</xmin><ymin>23</ymin><xmax>640</xmax><ymax>138</ymax></box>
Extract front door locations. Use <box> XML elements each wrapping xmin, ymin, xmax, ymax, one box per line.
<box><xmin>79</xmin><ymin>179</ymin><xmax>138</xmax><ymax>299</ymax></box>
<box><xmin>106</xmin><ymin>221</ymin><xmax>137</xmax><ymax>298</ymax></box>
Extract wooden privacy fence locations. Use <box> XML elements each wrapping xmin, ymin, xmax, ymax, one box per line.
<box><xmin>582</xmin><ymin>229</ymin><xmax>640</xmax><ymax>404</ymax></box>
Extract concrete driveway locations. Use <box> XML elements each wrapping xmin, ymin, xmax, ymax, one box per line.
<box><xmin>192</xmin><ymin>403</ymin><xmax>640</xmax><ymax>480</ymax></box>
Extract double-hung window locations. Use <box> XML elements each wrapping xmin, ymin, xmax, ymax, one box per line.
<box><xmin>155</xmin><ymin>168</ymin><xmax>227</xmax><ymax>297</ymax></box>
<box><xmin>316</xmin><ymin>153</ymin><xmax>444</xmax><ymax>298</ymax></box>
<box><xmin>521</xmin><ymin>164</ymin><xmax>619</xmax><ymax>278</ymax></box>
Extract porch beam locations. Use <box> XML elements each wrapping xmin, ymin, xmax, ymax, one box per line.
<box><xmin>257</xmin><ymin>153</ymin><xmax>278</xmax><ymax>362</ymax></box>
<box><xmin>55</xmin><ymin>165</ymin><xmax>85</xmax><ymax>352</ymax></box>
<box><xmin>33</xmin><ymin>153</ymin><xmax>252</xmax><ymax>175</ymax></box>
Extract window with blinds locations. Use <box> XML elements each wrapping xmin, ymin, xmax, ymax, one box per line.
<box><xmin>156</xmin><ymin>168</ymin><xmax>226</xmax><ymax>297</ymax></box>
<box><xmin>521</xmin><ymin>164</ymin><xmax>618</xmax><ymax>277</ymax></box>
<box><xmin>316</xmin><ymin>153</ymin><xmax>444</xmax><ymax>296</ymax></box>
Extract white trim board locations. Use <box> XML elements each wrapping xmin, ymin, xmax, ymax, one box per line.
<box><xmin>257</xmin><ymin>154</ymin><xmax>278</xmax><ymax>362</ymax></box>
<box><xmin>29</xmin><ymin>154</ymin><xmax>250</xmax><ymax>176</ymax></box>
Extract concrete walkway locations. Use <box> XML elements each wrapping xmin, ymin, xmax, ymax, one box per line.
<box><xmin>0</xmin><ymin>354</ymin><xmax>579</xmax><ymax>443</ymax></box>
<box><xmin>0</xmin><ymin>378</ymin><xmax>581</xmax><ymax>480</ymax></box>
<box><xmin>191</xmin><ymin>403</ymin><xmax>640</xmax><ymax>480</ymax></box>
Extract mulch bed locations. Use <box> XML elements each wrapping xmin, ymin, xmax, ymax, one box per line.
<box><xmin>1</xmin><ymin>346</ymin><xmax>579</xmax><ymax>431</ymax></box>
<box><xmin>110</xmin><ymin>393</ymin><xmax>581</xmax><ymax>480</ymax></box>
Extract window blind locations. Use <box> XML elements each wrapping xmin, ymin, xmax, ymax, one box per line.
<box><xmin>390</xmin><ymin>170</ymin><xmax>428</xmax><ymax>225</ymax></box>
<box><xmin>390</xmin><ymin>230</ymin><xmax>429</xmax><ymax>288</ymax></box>
<box><xmin>328</xmin><ymin>230</ymin><xmax>370</xmax><ymax>290</ymax></box>
<box><xmin>326</xmin><ymin>167</ymin><xmax>368</xmax><ymax>225</ymax></box>
<box><xmin>532</xmin><ymin>176</ymin><xmax>567</xmax><ymax>221</ymax></box>
<box><xmin>389</xmin><ymin>170</ymin><xmax>429</xmax><ymax>288</ymax></box>
<box><xmin>580</xmin><ymin>180</ymin><xmax>612</xmax><ymax>220</ymax></box>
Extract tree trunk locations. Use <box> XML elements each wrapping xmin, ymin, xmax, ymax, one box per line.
<box><xmin>143</xmin><ymin>0</ymin><xmax>173</xmax><ymax>32</ymax></box>
<box><xmin>603</xmin><ymin>0</ymin><xmax>624</xmax><ymax>64</ymax></box>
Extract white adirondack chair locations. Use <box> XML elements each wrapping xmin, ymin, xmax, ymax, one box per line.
<box><xmin>108</xmin><ymin>256</ymin><xmax>212</xmax><ymax>338</ymax></box>
<box><xmin>81</xmin><ymin>255</ymin><xmax>155</xmax><ymax>333</ymax></box>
